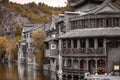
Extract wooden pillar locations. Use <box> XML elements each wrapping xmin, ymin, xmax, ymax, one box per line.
<box><xmin>79</xmin><ymin>59</ymin><xmax>80</xmax><ymax>70</ymax></box>
<box><xmin>72</xmin><ymin>59</ymin><xmax>73</xmax><ymax>68</ymax></box>
<box><xmin>118</xmin><ymin>18</ymin><xmax>120</xmax><ymax>27</ymax></box>
<box><xmin>28</xmin><ymin>33</ymin><xmax>31</xmax><ymax>48</ymax></box>
<box><xmin>86</xmin><ymin>39</ymin><xmax>89</xmax><ymax>50</ymax></box>
<box><xmin>94</xmin><ymin>38</ymin><xmax>98</xmax><ymax>49</ymax></box>
<box><xmin>98</xmin><ymin>19</ymin><xmax>100</xmax><ymax>27</ymax></box>
<box><xmin>66</xmin><ymin>40</ymin><xmax>68</xmax><ymax>49</ymax></box>
<box><xmin>76</xmin><ymin>21</ymin><xmax>77</xmax><ymax>29</ymax></box>
<box><xmin>77</xmin><ymin>21</ymin><xmax>79</xmax><ymax>29</ymax></box>
<box><xmin>98</xmin><ymin>19</ymin><xmax>99</xmax><ymax>27</ymax></box>
<box><xmin>77</xmin><ymin>39</ymin><xmax>80</xmax><ymax>49</ymax></box>
<box><xmin>94</xmin><ymin>39</ymin><xmax>98</xmax><ymax>73</ymax></box>
<box><xmin>94</xmin><ymin>39</ymin><xmax>98</xmax><ymax>74</ymax></box>
<box><xmin>86</xmin><ymin>59</ymin><xmax>88</xmax><ymax>71</ymax></box>
<box><xmin>104</xmin><ymin>19</ymin><xmax>106</xmax><ymax>27</ymax></box>
<box><xmin>95</xmin><ymin>18</ymin><xmax>97</xmax><ymax>28</ymax></box>
<box><xmin>95</xmin><ymin>59</ymin><xmax>98</xmax><ymax>73</ymax></box>
<box><xmin>102</xmin><ymin>19</ymin><xmax>105</xmax><ymax>27</ymax></box>
<box><xmin>61</xmin><ymin>40</ymin><xmax>63</xmax><ymax>49</ymax></box>
<box><xmin>111</xmin><ymin>18</ymin><xmax>113</xmax><ymax>27</ymax></box>
<box><xmin>64</xmin><ymin>59</ymin><xmax>67</xmax><ymax>67</ymax></box>
<box><xmin>59</xmin><ymin>39</ymin><xmax>62</xmax><ymax>55</ymax></box>
<box><xmin>103</xmin><ymin>38</ymin><xmax>107</xmax><ymax>56</ymax></box>
<box><xmin>71</xmin><ymin>39</ymin><xmax>73</xmax><ymax>49</ymax></box>
<box><xmin>58</xmin><ymin>25</ymin><xmax>61</xmax><ymax>35</ymax></box>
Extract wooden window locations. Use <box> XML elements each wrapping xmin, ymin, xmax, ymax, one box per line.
<box><xmin>45</xmin><ymin>42</ymin><xmax>49</xmax><ymax>49</ymax></box>
<box><xmin>62</xmin><ymin>40</ymin><xmax>66</xmax><ymax>48</ymax></box>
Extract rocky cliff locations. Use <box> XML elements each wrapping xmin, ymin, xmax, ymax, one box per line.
<box><xmin>0</xmin><ymin>0</ymin><xmax>71</xmax><ymax>37</ymax></box>
<box><xmin>0</xmin><ymin>4</ymin><xmax>29</xmax><ymax>36</ymax></box>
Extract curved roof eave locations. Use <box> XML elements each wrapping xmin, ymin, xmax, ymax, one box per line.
<box><xmin>59</xmin><ymin>27</ymin><xmax>120</xmax><ymax>39</ymax></box>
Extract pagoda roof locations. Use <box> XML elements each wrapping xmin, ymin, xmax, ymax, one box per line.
<box><xmin>44</xmin><ymin>37</ymin><xmax>58</xmax><ymax>42</ymax></box>
<box><xmin>22</xmin><ymin>24</ymin><xmax>41</xmax><ymax>33</ymax></box>
<box><xmin>59</xmin><ymin>27</ymin><xmax>120</xmax><ymax>39</ymax></box>
<box><xmin>70</xmin><ymin>0</ymin><xmax>105</xmax><ymax>7</ymax></box>
<box><xmin>88</xmin><ymin>0</ymin><xmax>120</xmax><ymax>14</ymax></box>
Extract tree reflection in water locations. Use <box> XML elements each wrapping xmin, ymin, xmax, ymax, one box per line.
<box><xmin>0</xmin><ymin>63</ymin><xmax>59</xmax><ymax>80</ymax></box>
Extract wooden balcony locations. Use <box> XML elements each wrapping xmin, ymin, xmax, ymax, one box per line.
<box><xmin>50</xmin><ymin>50</ymin><xmax>59</xmax><ymax>58</ymax></box>
<box><xmin>45</xmin><ymin>49</ymin><xmax>59</xmax><ymax>58</ymax></box>
<box><xmin>61</xmin><ymin>48</ymin><xmax>106</xmax><ymax>57</ymax></box>
<box><xmin>62</xmin><ymin>68</ymin><xmax>87</xmax><ymax>76</ymax></box>
<box><xmin>70</xmin><ymin>14</ymin><xmax>120</xmax><ymax>21</ymax></box>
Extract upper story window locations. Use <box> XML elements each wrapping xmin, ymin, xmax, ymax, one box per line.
<box><xmin>61</xmin><ymin>26</ymin><xmax>66</xmax><ymax>33</ymax></box>
<box><xmin>23</xmin><ymin>34</ymin><xmax>26</xmax><ymax>39</ymax></box>
<box><xmin>45</xmin><ymin>42</ymin><xmax>49</xmax><ymax>49</ymax></box>
<box><xmin>30</xmin><ymin>33</ymin><xmax>32</xmax><ymax>38</ymax></box>
<box><xmin>62</xmin><ymin>40</ymin><xmax>66</xmax><ymax>48</ymax></box>
<box><xmin>70</xmin><ymin>15</ymin><xmax>120</xmax><ymax>29</ymax></box>
<box><xmin>113</xmin><ymin>18</ymin><xmax>119</xmax><ymax>27</ymax></box>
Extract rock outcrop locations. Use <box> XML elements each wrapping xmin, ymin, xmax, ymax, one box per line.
<box><xmin>0</xmin><ymin>4</ymin><xmax>29</xmax><ymax>36</ymax></box>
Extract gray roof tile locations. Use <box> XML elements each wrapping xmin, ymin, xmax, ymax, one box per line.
<box><xmin>22</xmin><ymin>24</ymin><xmax>41</xmax><ymax>33</ymax></box>
<box><xmin>59</xmin><ymin>27</ymin><xmax>120</xmax><ymax>38</ymax></box>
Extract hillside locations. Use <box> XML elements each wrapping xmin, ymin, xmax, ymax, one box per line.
<box><xmin>0</xmin><ymin>0</ymin><xmax>72</xmax><ymax>38</ymax></box>
<box><xmin>0</xmin><ymin>0</ymin><xmax>120</xmax><ymax>38</ymax></box>
<box><xmin>0</xmin><ymin>0</ymin><xmax>71</xmax><ymax>24</ymax></box>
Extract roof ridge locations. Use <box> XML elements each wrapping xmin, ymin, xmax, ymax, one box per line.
<box><xmin>87</xmin><ymin>0</ymin><xmax>120</xmax><ymax>14</ymax></box>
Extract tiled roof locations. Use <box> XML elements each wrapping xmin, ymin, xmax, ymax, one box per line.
<box><xmin>22</xmin><ymin>24</ymin><xmax>41</xmax><ymax>33</ymax></box>
<box><xmin>59</xmin><ymin>27</ymin><xmax>120</xmax><ymax>39</ymax></box>
<box><xmin>44</xmin><ymin>37</ymin><xmax>58</xmax><ymax>42</ymax></box>
<box><xmin>88</xmin><ymin>0</ymin><xmax>120</xmax><ymax>14</ymax></box>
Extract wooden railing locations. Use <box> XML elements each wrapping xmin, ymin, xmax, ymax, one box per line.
<box><xmin>50</xmin><ymin>50</ymin><xmax>59</xmax><ymax>57</ymax></box>
<box><xmin>61</xmin><ymin>48</ymin><xmax>105</xmax><ymax>56</ymax></box>
<box><xmin>62</xmin><ymin>68</ymin><xmax>87</xmax><ymax>76</ymax></box>
<box><xmin>70</xmin><ymin>14</ymin><xmax>120</xmax><ymax>21</ymax></box>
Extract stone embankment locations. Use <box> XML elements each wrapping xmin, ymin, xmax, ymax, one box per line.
<box><xmin>86</xmin><ymin>74</ymin><xmax>120</xmax><ymax>80</ymax></box>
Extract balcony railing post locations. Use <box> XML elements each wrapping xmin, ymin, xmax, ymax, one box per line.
<box><xmin>103</xmin><ymin>38</ymin><xmax>107</xmax><ymax>56</ymax></box>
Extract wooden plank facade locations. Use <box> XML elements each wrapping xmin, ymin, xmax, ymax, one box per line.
<box><xmin>44</xmin><ymin>0</ymin><xmax>120</xmax><ymax>79</ymax></box>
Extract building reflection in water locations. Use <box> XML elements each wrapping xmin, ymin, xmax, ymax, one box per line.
<box><xmin>17</xmin><ymin>64</ymin><xmax>56</xmax><ymax>80</ymax></box>
<box><xmin>0</xmin><ymin>63</ymin><xmax>65</xmax><ymax>80</ymax></box>
<box><xmin>51</xmin><ymin>71</ymin><xmax>57</xmax><ymax>80</ymax></box>
<box><xmin>18</xmin><ymin>64</ymin><xmax>25</xmax><ymax>80</ymax></box>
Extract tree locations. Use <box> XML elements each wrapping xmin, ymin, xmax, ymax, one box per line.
<box><xmin>0</xmin><ymin>37</ymin><xmax>18</xmax><ymax>61</ymax></box>
<box><xmin>0</xmin><ymin>37</ymin><xmax>7</xmax><ymax>57</ymax></box>
<box><xmin>1</xmin><ymin>0</ymin><xmax>9</xmax><ymax>4</ymax></box>
<box><xmin>6</xmin><ymin>39</ymin><xmax>18</xmax><ymax>61</ymax></box>
<box><xmin>32</xmin><ymin>29</ymin><xmax>46</xmax><ymax>67</ymax></box>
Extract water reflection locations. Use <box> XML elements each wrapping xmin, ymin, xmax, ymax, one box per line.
<box><xmin>0</xmin><ymin>63</ymin><xmax>83</xmax><ymax>80</ymax></box>
<box><xmin>0</xmin><ymin>63</ymin><xmax>60</xmax><ymax>80</ymax></box>
<box><xmin>0</xmin><ymin>63</ymin><xmax>19</xmax><ymax>80</ymax></box>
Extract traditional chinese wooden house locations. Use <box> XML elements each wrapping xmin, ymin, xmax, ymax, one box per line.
<box><xmin>44</xmin><ymin>0</ymin><xmax>120</xmax><ymax>79</ymax></box>
<box><xmin>58</xmin><ymin>0</ymin><xmax>120</xmax><ymax>78</ymax></box>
